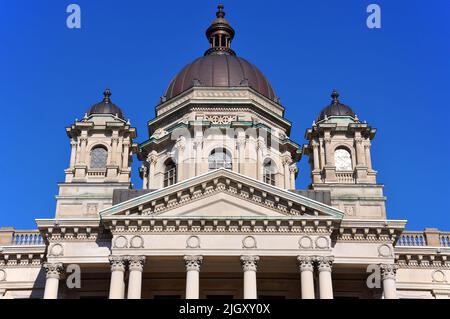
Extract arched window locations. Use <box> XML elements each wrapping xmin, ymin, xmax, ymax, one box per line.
<box><xmin>90</xmin><ymin>146</ymin><xmax>108</xmax><ymax>169</ymax></box>
<box><xmin>163</xmin><ymin>159</ymin><xmax>177</xmax><ymax>187</ymax></box>
<box><xmin>263</xmin><ymin>158</ymin><xmax>276</xmax><ymax>186</ymax></box>
<box><xmin>334</xmin><ymin>148</ymin><xmax>352</xmax><ymax>171</ymax></box>
<box><xmin>208</xmin><ymin>148</ymin><xmax>232</xmax><ymax>170</ymax></box>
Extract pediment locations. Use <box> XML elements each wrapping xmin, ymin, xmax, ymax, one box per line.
<box><xmin>100</xmin><ymin>168</ymin><xmax>344</xmax><ymax>219</ymax></box>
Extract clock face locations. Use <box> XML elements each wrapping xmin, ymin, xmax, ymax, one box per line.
<box><xmin>334</xmin><ymin>149</ymin><xmax>352</xmax><ymax>171</ymax></box>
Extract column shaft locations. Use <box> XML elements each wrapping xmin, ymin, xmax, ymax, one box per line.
<box><xmin>109</xmin><ymin>256</ymin><xmax>126</xmax><ymax>299</ymax></box>
<box><xmin>298</xmin><ymin>256</ymin><xmax>315</xmax><ymax>299</ymax></box>
<box><xmin>184</xmin><ymin>255</ymin><xmax>203</xmax><ymax>299</ymax></box>
<box><xmin>43</xmin><ymin>263</ymin><xmax>63</xmax><ymax>299</ymax></box>
<box><xmin>241</xmin><ymin>256</ymin><xmax>259</xmax><ymax>299</ymax></box>
<box><xmin>127</xmin><ymin>256</ymin><xmax>145</xmax><ymax>299</ymax></box>
<box><xmin>316</xmin><ymin>256</ymin><xmax>334</xmax><ymax>299</ymax></box>
<box><xmin>380</xmin><ymin>264</ymin><xmax>398</xmax><ymax>299</ymax></box>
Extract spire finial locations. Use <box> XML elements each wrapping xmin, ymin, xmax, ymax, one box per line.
<box><xmin>217</xmin><ymin>4</ymin><xmax>225</xmax><ymax>18</ymax></box>
<box><xmin>331</xmin><ymin>89</ymin><xmax>339</xmax><ymax>104</ymax></box>
<box><xmin>103</xmin><ymin>88</ymin><xmax>111</xmax><ymax>103</ymax></box>
<box><xmin>205</xmin><ymin>4</ymin><xmax>236</xmax><ymax>56</ymax></box>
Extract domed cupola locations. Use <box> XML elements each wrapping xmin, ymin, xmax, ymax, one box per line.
<box><xmin>162</xmin><ymin>4</ymin><xmax>278</xmax><ymax>103</ymax></box>
<box><xmin>87</xmin><ymin>88</ymin><xmax>124</xmax><ymax>119</ymax></box>
<box><xmin>317</xmin><ymin>90</ymin><xmax>356</xmax><ymax>122</ymax></box>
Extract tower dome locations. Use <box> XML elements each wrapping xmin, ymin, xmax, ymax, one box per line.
<box><xmin>162</xmin><ymin>4</ymin><xmax>277</xmax><ymax>103</ymax></box>
<box><xmin>317</xmin><ymin>90</ymin><xmax>356</xmax><ymax>122</ymax></box>
<box><xmin>87</xmin><ymin>89</ymin><xmax>124</xmax><ymax>119</ymax></box>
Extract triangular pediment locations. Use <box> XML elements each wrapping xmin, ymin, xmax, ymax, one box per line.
<box><xmin>99</xmin><ymin>168</ymin><xmax>344</xmax><ymax>219</ymax></box>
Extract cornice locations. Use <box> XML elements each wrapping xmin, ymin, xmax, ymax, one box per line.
<box><xmin>102</xmin><ymin>215</ymin><xmax>338</xmax><ymax>235</ymax></box>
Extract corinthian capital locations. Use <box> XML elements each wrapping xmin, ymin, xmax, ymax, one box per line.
<box><xmin>240</xmin><ymin>255</ymin><xmax>260</xmax><ymax>272</ymax></box>
<box><xmin>297</xmin><ymin>256</ymin><xmax>314</xmax><ymax>272</ymax></box>
<box><xmin>380</xmin><ymin>264</ymin><xmax>398</xmax><ymax>280</ymax></box>
<box><xmin>109</xmin><ymin>255</ymin><xmax>127</xmax><ymax>272</ymax></box>
<box><xmin>128</xmin><ymin>256</ymin><xmax>146</xmax><ymax>272</ymax></box>
<box><xmin>184</xmin><ymin>255</ymin><xmax>203</xmax><ymax>272</ymax></box>
<box><xmin>315</xmin><ymin>256</ymin><xmax>334</xmax><ymax>272</ymax></box>
<box><xmin>43</xmin><ymin>262</ymin><xmax>64</xmax><ymax>279</ymax></box>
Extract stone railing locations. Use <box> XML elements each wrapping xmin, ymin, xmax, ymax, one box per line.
<box><xmin>0</xmin><ymin>228</ymin><xmax>44</xmax><ymax>246</ymax></box>
<box><xmin>396</xmin><ymin>228</ymin><xmax>450</xmax><ymax>247</ymax></box>
<box><xmin>335</xmin><ymin>171</ymin><xmax>355</xmax><ymax>183</ymax></box>
<box><xmin>87</xmin><ymin>169</ymin><xmax>106</xmax><ymax>177</ymax></box>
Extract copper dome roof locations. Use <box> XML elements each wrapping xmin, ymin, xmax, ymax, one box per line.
<box><xmin>163</xmin><ymin>54</ymin><xmax>277</xmax><ymax>102</ymax></box>
<box><xmin>87</xmin><ymin>89</ymin><xmax>124</xmax><ymax>119</ymax></box>
<box><xmin>317</xmin><ymin>90</ymin><xmax>355</xmax><ymax>122</ymax></box>
<box><xmin>162</xmin><ymin>5</ymin><xmax>278</xmax><ymax>103</ymax></box>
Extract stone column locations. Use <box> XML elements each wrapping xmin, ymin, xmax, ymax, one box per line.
<box><xmin>289</xmin><ymin>165</ymin><xmax>297</xmax><ymax>189</ymax></box>
<box><xmin>122</xmin><ymin>141</ymin><xmax>130</xmax><ymax>168</ymax></box>
<box><xmin>79</xmin><ymin>136</ymin><xmax>88</xmax><ymax>164</ymax></box>
<box><xmin>241</xmin><ymin>255</ymin><xmax>259</xmax><ymax>299</ymax></box>
<box><xmin>43</xmin><ymin>262</ymin><xmax>63</xmax><ymax>299</ymax></box>
<box><xmin>111</xmin><ymin>136</ymin><xmax>119</xmax><ymax>165</ymax></box>
<box><xmin>127</xmin><ymin>256</ymin><xmax>145</xmax><ymax>299</ymax></box>
<box><xmin>365</xmin><ymin>144</ymin><xmax>373</xmax><ymax>170</ymax></box>
<box><xmin>380</xmin><ymin>264</ymin><xmax>398</xmax><ymax>299</ymax></box>
<box><xmin>312</xmin><ymin>142</ymin><xmax>320</xmax><ymax>170</ymax></box>
<box><xmin>108</xmin><ymin>256</ymin><xmax>127</xmax><ymax>299</ymax></box>
<box><xmin>316</xmin><ymin>256</ymin><xmax>334</xmax><ymax>299</ymax></box>
<box><xmin>354</xmin><ymin>135</ymin><xmax>366</xmax><ymax>166</ymax></box>
<box><xmin>297</xmin><ymin>256</ymin><xmax>315</xmax><ymax>299</ymax></box>
<box><xmin>282</xmin><ymin>155</ymin><xmax>292</xmax><ymax>189</ymax></box>
<box><xmin>237</xmin><ymin>138</ymin><xmax>246</xmax><ymax>175</ymax></box>
<box><xmin>184</xmin><ymin>255</ymin><xmax>203</xmax><ymax>299</ymax></box>
<box><xmin>147</xmin><ymin>151</ymin><xmax>157</xmax><ymax>189</ymax></box>
<box><xmin>69</xmin><ymin>140</ymin><xmax>77</xmax><ymax>167</ymax></box>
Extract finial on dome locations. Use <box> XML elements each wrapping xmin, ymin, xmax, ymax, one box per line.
<box><xmin>205</xmin><ymin>4</ymin><xmax>236</xmax><ymax>56</ymax></box>
<box><xmin>331</xmin><ymin>89</ymin><xmax>340</xmax><ymax>104</ymax></box>
<box><xmin>103</xmin><ymin>88</ymin><xmax>112</xmax><ymax>103</ymax></box>
<box><xmin>217</xmin><ymin>4</ymin><xmax>225</xmax><ymax>18</ymax></box>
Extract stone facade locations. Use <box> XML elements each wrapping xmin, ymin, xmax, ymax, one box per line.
<box><xmin>0</xmin><ymin>5</ymin><xmax>449</xmax><ymax>300</ymax></box>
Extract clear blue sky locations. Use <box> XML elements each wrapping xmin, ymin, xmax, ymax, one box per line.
<box><xmin>0</xmin><ymin>0</ymin><xmax>449</xmax><ymax>230</ymax></box>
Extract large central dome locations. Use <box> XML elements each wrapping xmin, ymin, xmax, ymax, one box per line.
<box><xmin>162</xmin><ymin>4</ymin><xmax>277</xmax><ymax>103</ymax></box>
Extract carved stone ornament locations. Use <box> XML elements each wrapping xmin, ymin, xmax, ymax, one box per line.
<box><xmin>297</xmin><ymin>256</ymin><xmax>314</xmax><ymax>272</ymax></box>
<box><xmin>315</xmin><ymin>236</ymin><xmax>330</xmax><ymax>249</ymax></box>
<box><xmin>315</xmin><ymin>256</ymin><xmax>334</xmax><ymax>272</ymax></box>
<box><xmin>109</xmin><ymin>256</ymin><xmax>127</xmax><ymax>272</ymax></box>
<box><xmin>186</xmin><ymin>235</ymin><xmax>201</xmax><ymax>249</ymax></box>
<box><xmin>240</xmin><ymin>255</ymin><xmax>259</xmax><ymax>272</ymax></box>
<box><xmin>43</xmin><ymin>262</ymin><xmax>64</xmax><ymax>279</ymax></box>
<box><xmin>242</xmin><ymin>236</ymin><xmax>257</xmax><ymax>249</ymax></box>
<box><xmin>113</xmin><ymin>236</ymin><xmax>128</xmax><ymax>249</ymax></box>
<box><xmin>184</xmin><ymin>255</ymin><xmax>203</xmax><ymax>272</ymax></box>
<box><xmin>128</xmin><ymin>256</ymin><xmax>145</xmax><ymax>272</ymax></box>
<box><xmin>130</xmin><ymin>235</ymin><xmax>144</xmax><ymax>248</ymax></box>
<box><xmin>49</xmin><ymin>243</ymin><xmax>64</xmax><ymax>256</ymax></box>
<box><xmin>298</xmin><ymin>236</ymin><xmax>313</xmax><ymax>249</ymax></box>
<box><xmin>431</xmin><ymin>270</ymin><xmax>447</xmax><ymax>283</ymax></box>
<box><xmin>0</xmin><ymin>269</ymin><xmax>6</xmax><ymax>281</ymax></box>
<box><xmin>380</xmin><ymin>264</ymin><xmax>398</xmax><ymax>280</ymax></box>
<box><xmin>377</xmin><ymin>244</ymin><xmax>392</xmax><ymax>257</ymax></box>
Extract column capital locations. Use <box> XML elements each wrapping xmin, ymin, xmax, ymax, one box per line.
<box><xmin>380</xmin><ymin>264</ymin><xmax>398</xmax><ymax>280</ymax></box>
<box><xmin>109</xmin><ymin>255</ymin><xmax>127</xmax><ymax>272</ymax></box>
<box><xmin>184</xmin><ymin>255</ymin><xmax>203</xmax><ymax>272</ymax></box>
<box><xmin>128</xmin><ymin>256</ymin><xmax>145</xmax><ymax>272</ymax></box>
<box><xmin>240</xmin><ymin>255</ymin><xmax>260</xmax><ymax>272</ymax></box>
<box><xmin>297</xmin><ymin>256</ymin><xmax>314</xmax><ymax>272</ymax></box>
<box><xmin>43</xmin><ymin>262</ymin><xmax>64</xmax><ymax>279</ymax></box>
<box><xmin>315</xmin><ymin>256</ymin><xmax>334</xmax><ymax>272</ymax></box>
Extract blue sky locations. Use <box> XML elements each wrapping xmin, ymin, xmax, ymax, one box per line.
<box><xmin>0</xmin><ymin>0</ymin><xmax>449</xmax><ymax>230</ymax></box>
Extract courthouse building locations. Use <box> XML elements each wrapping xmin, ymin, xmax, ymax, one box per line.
<box><xmin>0</xmin><ymin>5</ymin><xmax>449</xmax><ymax>299</ymax></box>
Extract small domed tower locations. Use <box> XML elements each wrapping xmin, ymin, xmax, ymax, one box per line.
<box><xmin>303</xmin><ymin>90</ymin><xmax>386</xmax><ymax>218</ymax></box>
<box><xmin>56</xmin><ymin>89</ymin><xmax>137</xmax><ymax>218</ymax></box>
